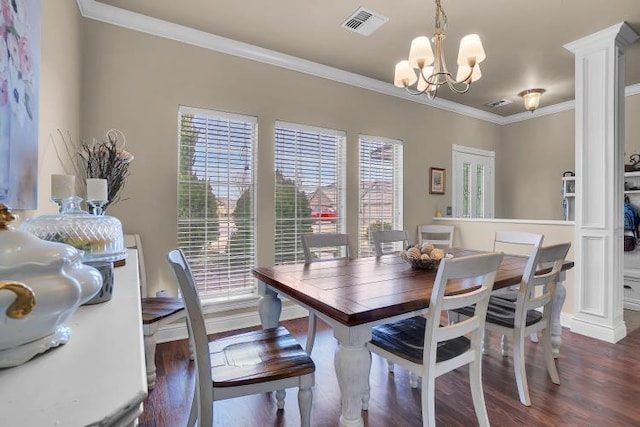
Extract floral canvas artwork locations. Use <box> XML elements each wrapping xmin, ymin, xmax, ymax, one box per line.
<box><xmin>0</xmin><ymin>0</ymin><xmax>40</xmax><ymax>209</ymax></box>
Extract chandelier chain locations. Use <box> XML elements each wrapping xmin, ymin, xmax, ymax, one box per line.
<box><xmin>434</xmin><ymin>0</ymin><xmax>447</xmax><ymax>33</ymax></box>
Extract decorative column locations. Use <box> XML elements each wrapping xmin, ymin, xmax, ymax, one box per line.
<box><xmin>565</xmin><ymin>23</ymin><xmax>639</xmax><ymax>343</ymax></box>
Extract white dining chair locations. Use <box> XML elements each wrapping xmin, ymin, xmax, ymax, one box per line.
<box><xmin>367</xmin><ymin>252</ymin><xmax>503</xmax><ymax>427</ymax></box>
<box><xmin>417</xmin><ymin>224</ymin><xmax>454</xmax><ymax>248</ymax></box>
<box><xmin>300</xmin><ymin>233</ymin><xmax>352</xmax><ymax>355</ymax></box>
<box><xmin>167</xmin><ymin>249</ymin><xmax>315</xmax><ymax>427</ymax></box>
<box><xmin>453</xmin><ymin>243</ymin><xmax>570</xmax><ymax>406</ymax></box>
<box><xmin>490</xmin><ymin>231</ymin><xmax>544</xmax><ymax>354</ymax></box>
<box><xmin>493</xmin><ymin>231</ymin><xmax>543</xmax><ymax>254</ymax></box>
<box><xmin>124</xmin><ymin>233</ymin><xmax>189</xmax><ymax>390</ymax></box>
<box><xmin>372</xmin><ymin>229</ymin><xmax>409</xmax><ymax>256</ymax></box>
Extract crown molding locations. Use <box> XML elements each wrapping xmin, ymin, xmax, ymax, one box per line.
<box><xmin>77</xmin><ymin>0</ymin><xmax>639</xmax><ymax>127</ymax></box>
<box><xmin>564</xmin><ymin>22</ymin><xmax>640</xmax><ymax>54</ymax></box>
<box><xmin>499</xmin><ymin>100</ymin><xmax>576</xmax><ymax>125</ymax></box>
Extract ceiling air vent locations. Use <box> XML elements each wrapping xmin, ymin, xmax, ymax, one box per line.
<box><xmin>341</xmin><ymin>7</ymin><xmax>388</xmax><ymax>36</ymax></box>
<box><xmin>485</xmin><ymin>99</ymin><xmax>513</xmax><ymax>108</ymax></box>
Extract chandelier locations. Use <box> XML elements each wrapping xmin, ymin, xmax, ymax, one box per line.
<box><xmin>393</xmin><ymin>0</ymin><xmax>486</xmax><ymax>100</ymax></box>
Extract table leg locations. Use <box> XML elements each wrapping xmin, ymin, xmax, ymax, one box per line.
<box><xmin>142</xmin><ymin>323</ymin><xmax>159</xmax><ymax>390</ymax></box>
<box><xmin>551</xmin><ymin>274</ymin><xmax>567</xmax><ymax>358</ymax></box>
<box><xmin>258</xmin><ymin>282</ymin><xmax>282</xmax><ymax>328</ymax></box>
<box><xmin>333</xmin><ymin>326</ymin><xmax>371</xmax><ymax>427</ymax></box>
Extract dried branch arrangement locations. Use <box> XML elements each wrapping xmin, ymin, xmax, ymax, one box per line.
<box><xmin>51</xmin><ymin>129</ymin><xmax>134</xmax><ymax>211</ymax></box>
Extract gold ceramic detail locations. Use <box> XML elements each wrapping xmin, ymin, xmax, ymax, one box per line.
<box><xmin>0</xmin><ymin>281</ymin><xmax>36</xmax><ymax>319</ymax></box>
<box><xmin>0</xmin><ymin>203</ymin><xmax>16</xmax><ymax>230</ymax></box>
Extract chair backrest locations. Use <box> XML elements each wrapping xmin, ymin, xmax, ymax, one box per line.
<box><xmin>424</xmin><ymin>252</ymin><xmax>503</xmax><ymax>366</ymax></box>
<box><xmin>123</xmin><ymin>233</ymin><xmax>148</xmax><ymax>298</ymax></box>
<box><xmin>515</xmin><ymin>243</ymin><xmax>571</xmax><ymax>326</ymax></box>
<box><xmin>166</xmin><ymin>249</ymin><xmax>213</xmax><ymax>426</ymax></box>
<box><xmin>417</xmin><ymin>224</ymin><xmax>454</xmax><ymax>248</ymax></box>
<box><xmin>493</xmin><ymin>231</ymin><xmax>543</xmax><ymax>255</ymax></box>
<box><xmin>372</xmin><ymin>230</ymin><xmax>409</xmax><ymax>257</ymax></box>
<box><xmin>301</xmin><ymin>233</ymin><xmax>351</xmax><ymax>263</ymax></box>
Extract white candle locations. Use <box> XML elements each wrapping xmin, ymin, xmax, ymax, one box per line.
<box><xmin>51</xmin><ymin>174</ymin><xmax>75</xmax><ymax>200</ymax></box>
<box><xmin>86</xmin><ymin>178</ymin><xmax>108</xmax><ymax>202</ymax></box>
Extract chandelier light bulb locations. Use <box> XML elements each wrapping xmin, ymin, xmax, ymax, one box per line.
<box><xmin>457</xmin><ymin>34</ymin><xmax>486</xmax><ymax>66</ymax></box>
<box><xmin>409</xmin><ymin>36</ymin><xmax>435</xmax><ymax>69</ymax></box>
<box><xmin>394</xmin><ymin>60</ymin><xmax>418</xmax><ymax>88</ymax></box>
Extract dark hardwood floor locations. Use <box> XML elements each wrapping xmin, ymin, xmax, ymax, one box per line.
<box><xmin>139</xmin><ymin>318</ymin><xmax>640</xmax><ymax>426</ymax></box>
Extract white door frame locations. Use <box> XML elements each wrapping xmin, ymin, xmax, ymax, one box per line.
<box><xmin>451</xmin><ymin>144</ymin><xmax>495</xmax><ymax>218</ymax></box>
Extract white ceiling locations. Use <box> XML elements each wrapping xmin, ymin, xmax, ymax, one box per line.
<box><xmin>96</xmin><ymin>0</ymin><xmax>640</xmax><ymax>117</ymax></box>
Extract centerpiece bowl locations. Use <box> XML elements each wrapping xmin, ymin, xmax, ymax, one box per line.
<box><xmin>400</xmin><ymin>243</ymin><xmax>452</xmax><ymax>270</ymax></box>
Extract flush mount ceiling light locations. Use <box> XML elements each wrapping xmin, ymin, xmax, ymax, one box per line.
<box><xmin>393</xmin><ymin>0</ymin><xmax>486</xmax><ymax>100</ymax></box>
<box><xmin>518</xmin><ymin>88</ymin><xmax>546</xmax><ymax>112</ymax></box>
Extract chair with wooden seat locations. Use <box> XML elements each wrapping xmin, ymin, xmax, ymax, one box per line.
<box><xmin>417</xmin><ymin>224</ymin><xmax>454</xmax><ymax>248</ymax></box>
<box><xmin>124</xmin><ymin>234</ymin><xmax>187</xmax><ymax>390</ymax></box>
<box><xmin>167</xmin><ymin>249</ymin><xmax>315</xmax><ymax>427</ymax></box>
<box><xmin>372</xmin><ymin>230</ymin><xmax>409</xmax><ymax>256</ymax></box>
<box><xmin>452</xmin><ymin>243</ymin><xmax>569</xmax><ymax>406</ymax></box>
<box><xmin>301</xmin><ymin>233</ymin><xmax>352</xmax><ymax>354</ymax></box>
<box><xmin>367</xmin><ymin>252</ymin><xmax>503</xmax><ymax>427</ymax></box>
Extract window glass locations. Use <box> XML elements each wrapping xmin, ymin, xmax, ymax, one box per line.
<box><xmin>178</xmin><ymin>106</ymin><xmax>257</xmax><ymax>299</ymax></box>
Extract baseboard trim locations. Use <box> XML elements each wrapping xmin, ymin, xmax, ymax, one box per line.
<box><xmin>560</xmin><ymin>311</ymin><xmax>573</xmax><ymax>329</ymax></box>
<box><xmin>570</xmin><ymin>316</ymin><xmax>627</xmax><ymax>343</ymax></box>
<box><xmin>155</xmin><ymin>303</ymin><xmax>309</xmax><ymax>344</ymax></box>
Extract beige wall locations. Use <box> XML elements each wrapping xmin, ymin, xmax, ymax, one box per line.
<box><xmin>626</xmin><ymin>94</ymin><xmax>640</xmax><ymax>157</ymax></box>
<box><xmin>498</xmin><ymin>94</ymin><xmax>640</xmax><ymax>220</ymax></box>
<box><xmin>15</xmin><ymin>1</ymin><xmax>83</xmax><ymax>222</ymax></box>
<box><xmin>80</xmin><ymin>21</ymin><xmax>502</xmax><ymax>296</ymax></box>
<box><xmin>498</xmin><ymin>110</ymin><xmax>575</xmax><ymax>220</ymax></box>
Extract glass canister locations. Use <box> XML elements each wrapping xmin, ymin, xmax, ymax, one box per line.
<box><xmin>20</xmin><ymin>197</ymin><xmax>128</xmax><ymax>263</ymax></box>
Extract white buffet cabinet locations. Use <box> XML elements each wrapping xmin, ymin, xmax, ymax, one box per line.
<box><xmin>624</xmin><ymin>172</ymin><xmax>640</xmax><ymax>311</ymax></box>
<box><xmin>0</xmin><ymin>249</ymin><xmax>147</xmax><ymax>426</ymax></box>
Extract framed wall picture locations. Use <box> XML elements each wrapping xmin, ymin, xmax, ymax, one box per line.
<box><xmin>429</xmin><ymin>167</ymin><xmax>445</xmax><ymax>195</ymax></box>
<box><xmin>0</xmin><ymin>0</ymin><xmax>41</xmax><ymax>209</ymax></box>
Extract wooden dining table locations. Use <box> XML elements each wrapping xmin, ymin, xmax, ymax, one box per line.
<box><xmin>252</xmin><ymin>248</ymin><xmax>574</xmax><ymax>427</ymax></box>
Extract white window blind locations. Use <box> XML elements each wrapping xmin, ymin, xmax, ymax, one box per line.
<box><xmin>178</xmin><ymin>106</ymin><xmax>257</xmax><ymax>299</ymax></box>
<box><xmin>274</xmin><ymin>122</ymin><xmax>346</xmax><ymax>264</ymax></box>
<box><xmin>359</xmin><ymin>135</ymin><xmax>403</xmax><ymax>257</ymax></box>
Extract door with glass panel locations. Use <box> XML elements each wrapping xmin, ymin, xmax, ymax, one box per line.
<box><xmin>452</xmin><ymin>145</ymin><xmax>494</xmax><ymax>218</ymax></box>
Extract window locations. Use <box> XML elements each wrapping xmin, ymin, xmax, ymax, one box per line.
<box><xmin>359</xmin><ymin>135</ymin><xmax>404</xmax><ymax>257</ymax></box>
<box><xmin>451</xmin><ymin>144</ymin><xmax>494</xmax><ymax>218</ymax></box>
<box><xmin>178</xmin><ymin>106</ymin><xmax>257</xmax><ymax>300</ymax></box>
<box><xmin>274</xmin><ymin>122</ymin><xmax>346</xmax><ymax>264</ymax></box>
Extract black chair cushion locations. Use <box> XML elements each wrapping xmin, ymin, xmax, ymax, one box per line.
<box><xmin>452</xmin><ymin>296</ymin><xmax>543</xmax><ymax>329</ymax></box>
<box><xmin>370</xmin><ymin>316</ymin><xmax>470</xmax><ymax>365</ymax></box>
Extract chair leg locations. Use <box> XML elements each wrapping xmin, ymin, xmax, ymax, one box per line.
<box><xmin>361</xmin><ymin>383</ymin><xmax>370</xmax><ymax>410</ymax></box>
<box><xmin>275</xmin><ymin>389</ymin><xmax>286</xmax><ymax>410</ymax></box>
<box><xmin>187</xmin><ymin>387</ymin><xmax>198</xmax><ymax>427</ymax></box>
<box><xmin>409</xmin><ymin>372</ymin><xmax>420</xmax><ymax>388</ymax></box>
<box><xmin>469</xmin><ymin>355</ymin><xmax>490</xmax><ymax>427</ymax></box>
<box><xmin>447</xmin><ymin>310</ymin><xmax>460</xmax><ymax>325</ymax></box>
<box><xmin>501</xmin><ymin>334</ymin><xmax>510</xmax><ymax>356</ymax></box>
<box><xmin>513</xmin><ymin>332</ymin><xmax>531</xmax><ymax>406</ymax></box>
<box><xmin>420</xmin><ymin>370</ymin><xmax>437</xmax><ymax>427</ymax></box>
<box><xmin>362</xmin><ymin>350</ymin><xmax>372</xmax><ymax>410</ymax></box>
<box><xmin>298</xmin><ymin>378</ymin><xmax>313</xmax><ymax>427</ymax></box>
<box><xmin>305</xmin><ymin>313</ymin><xmax>317</xmax><ymax>355</ymax></box>
<box><xmin>542</xmin><ymin>327</ymin><xmax>560</xmax><ymax>385</ymax></box>
<box><xmin>481</xmin><ymin>329</ymin><xmax>490</xmax><ymax>355</ymax></box>
<box><xmin>386</xmin><ymin>360</ymin><xmax>395</xmax><ymax>373</ymax></box>
<box><xmin>143</xmin><ymin>325</ymin><xmax>159</xmax><ymax>390</ymax></box>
